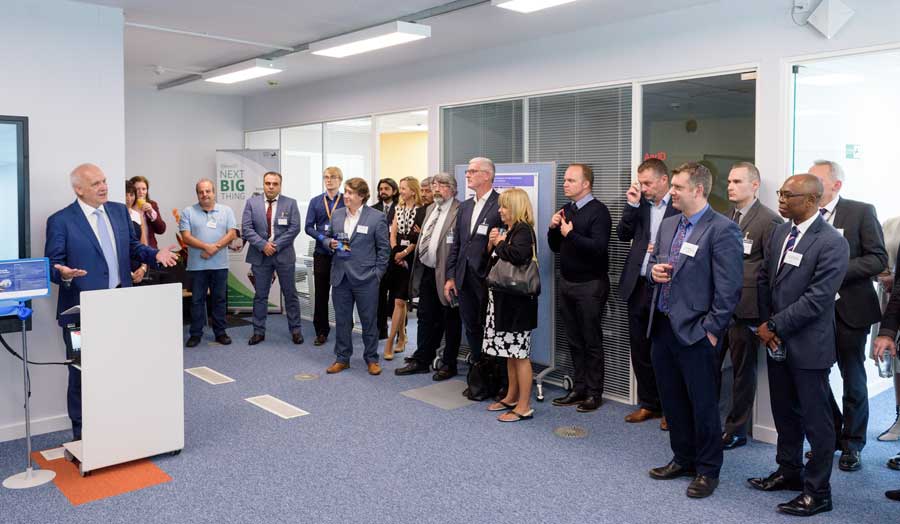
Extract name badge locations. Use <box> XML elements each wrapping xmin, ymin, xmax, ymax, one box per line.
<box><xmin>784</xmin><ymin>251</ymin><xmax>803</xmax><ymax>267</ymax></box>
<box><xmin>446</xmin><ymin>236</ymin><xmax>454</xmax><ymax>244</ymax></box>
<box><xmin>679</xmin><ymin>242</ymin><xmax>699</xmax><ymax>258</ymax></box>
<box><xmin>836</xmin><ymin>228</ymin><xmax>845</xmax><ymax>236</ymax></box>
<box><xmin>356</xmin><ymin>225</ymin><xmax>369</xmax><ymax>235</ymax></box>
<box><xmin>743</xmin><ymin>239</ymin><xmax>753</xmax><ymax>255</ymax></box>
<box><xmin>206</xmin><ymin>220</ymin><xmax>217</xmax><ymax>229</ymax></box>
<box><xmin>836</xmin><ymin>292</ymin><xmax>841</xmax><ymax>301</ymax></box>
<box><xmin>277</xmin><ymin>218</ymin><xmax>288</xmax><ymax>226</ymax></box>
<box><xmin>400</xmin><ymin>239</ymin><xmax>410</xmax><ymax>247</ymax></box>
<box><xmin>476</xmin><ymin>224</ymin><xmax>489</xmax><ymax>236</ymax></box>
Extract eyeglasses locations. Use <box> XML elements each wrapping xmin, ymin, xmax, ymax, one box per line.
<box><xmin>776</xmin><ymin>190</ymin><xmax>811</xmax><ymax>200</ymax></box>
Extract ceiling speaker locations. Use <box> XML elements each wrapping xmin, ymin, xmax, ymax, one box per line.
<box><xmin>808</xmin><ymin>0</ymin><xmax>854</xmax><ymax>39</ymax></box>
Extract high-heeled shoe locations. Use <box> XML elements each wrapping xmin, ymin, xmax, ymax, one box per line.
<box><xmin>396</xmin><ymin>329</ymin><xmax>407</xmax><ymax>353</ymax></box>
<box><xmin>384</xmin><ymin>340</ymin><xmax>394</xmax><ymax>361</ymax></box>
<box><xmin>877</xmin><ymin>405</ymin><xmax>900</xmax><ymax>442</ymax></box>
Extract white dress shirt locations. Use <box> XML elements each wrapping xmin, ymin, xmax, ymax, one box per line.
<box><xmin>779</xmin><ymin>211</ymin><xmax>819</xmax><ymax>263</ymax></box>
<box><xmin>469</xmin><ymin>190</ymin><xmax>492</xmax><ymax>234</ymax></box>
<box><xmin>345</xmin><ymin>206</ymin><xmax>362</xmax><ymax>240</ymax></box>
<box><xmin>78</xmin><ymin>198</ymin><xmax>119</xmax><ymax>260</ymax></box>
<box><xmin>265</xmin><ymin>194</ymin><xmax>279</xmax><ymax>241</ymax></box>
<box><xmin>419</xmin><ymin>203</ymin><xmax>450</xmax><ymax>268</ymax></box>
<box><xmin>819</xmin><ymin>194</ymin><xmax>839</xmax><ymax>225</ymax></box>
<box><xmin>639</xmin><ymin>194</ymin><xmax>671</xmax><ymax>276</ymax></box>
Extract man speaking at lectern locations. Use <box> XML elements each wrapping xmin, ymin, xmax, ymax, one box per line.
<box><xmin>45</xmin><ymin>163</ymin><xmax>178</xmax><ymax>441</ymax></box>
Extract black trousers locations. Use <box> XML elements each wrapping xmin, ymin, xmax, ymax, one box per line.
<box><xmin>828</xmin><ymin>316</ymin><xmax>870</xmax><ymax>452</ymax></box>
<box><xmin>768</xmin><ymin>358</ymin><xmax>835</xmax><ymax>498</ymax></box>
<box><xmin>718</xmin><ymin>318</ymin><xmax>759</xmax><ymax>438</ymax></box>
<box><xmin>627</xmin><ymin>278</ymin><xmax>661</xmax><ymax>412</ymax></box>
<box><xmin>376</xmin><ymin>272</ymin><xmax>393</xmax><ymax>338</ymax></box>
<box><xmin>458</xmin><ymin>270</ymin><xmax>487</xmax><ymax>361</ymax></box>
<box><xmin>411</xmin><ymin>266</ymin><xmax>462</xmax><ymax>370</ymax></box>
<box><xmin>62</xmin><ymin>328</ymin><xmax>81</xmax><ymax>441</ymax></box>
<box><xmin>559</xmin><ymin>275</ymin><xmax>608</xmax><ymax>397</ymax></box>
<box><xmin>651</xmin><ymin>313</ymin><xmax>723</xmax><ymax>477</ymax></box>
<box><xmin>312</xmin><ymin>252</ymin><xmax>333</xmax><ymax>338</ymax></box>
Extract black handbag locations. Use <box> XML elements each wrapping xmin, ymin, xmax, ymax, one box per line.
<box><xmin>465</xmin><ymin>356</ymin><xmax>505</xmax><ymax>401</ymax></box>
<box><xmin>486</xmin><ymin>227</ymin><xmax>540</xmax><ymax>297</ymax></box>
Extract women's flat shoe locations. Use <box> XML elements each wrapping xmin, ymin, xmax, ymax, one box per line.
<box><xmin>487</xmin><ymin>401</ymin><xmax>517</xmax><ymax>412</ymax></box>
<box><xmin>498</xmin><ymin>409</ymin><xmax>534</xmax><ymax>422</ymax></box>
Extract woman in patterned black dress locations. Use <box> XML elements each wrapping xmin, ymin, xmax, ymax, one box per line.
<box><xmin>384</xmin><ymin>177</ymin><xmax>426</xmax><ymax>360</ymax></box>
<box><xmin>484</xmin><ymin>188</ymin><xmax>539</xmax><ymax>422</ymax></box>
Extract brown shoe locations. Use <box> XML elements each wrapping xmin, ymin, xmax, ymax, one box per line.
<box><xmin>367</xmin><ymin>362</ymin><xmax>382</xmax><ymax>375</ymax></box>
<box><xmin>625</xmin><ymin>407</ymin><xmax>662</xmax><ymax>423</ymax></box>
<box><xmin>660</xmin><ymin>416</ymin><xmax>669</xmax><ymax>431</ymax></box>
<box><xmin>326</xmin><ymin>362</ymin><xmax>349</xmax><ymax>374</ymax></box>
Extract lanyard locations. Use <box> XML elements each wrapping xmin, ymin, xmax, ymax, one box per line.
<box><xmin>324</xmin><ymin>193</ymin><xmax>342</xmax><ymax>220</ymax></box>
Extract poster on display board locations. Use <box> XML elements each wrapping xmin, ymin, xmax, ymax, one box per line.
<box><xmin>454</xmin><ymin>162</ymin><xmax>555</xmax><ymax>367</ymax></box>
<box><xmin>216</xmin><ymin>149</ymin><xmax>281</xmax><ymax>312</ymax></box>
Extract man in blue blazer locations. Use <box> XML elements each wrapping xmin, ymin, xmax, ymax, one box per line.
<box><xmin>617</xmin><ymin>158</ymin><xmax>678</xmax><ymax>427</ymax></box>
<box><xmin>646</xmin><ymin>162</ymin><xmax>743</xmax><ymax>499</ymax></box>
<box><xmin>325</xmin><ymin>178</ymin><xmax>390</xmax><ymax>376</ymax></box>
<box><xmin>242</xmin><ymin>171</ymin><xmax>304</xmax><ymax>346</ymax></box>
<box><xmin>45</xmin><ymin>163</ymin><xmax>178</xmax><ymax>440</ymax></box>
<box><xmin>749</xmin><ymin>174</ymin><xmax>849</xmax><ymax>517</ymax></box>
<box><xmin>444</xmin><ymin>157</ymin><xmax>503</xmax><ymax>366</ymax></box>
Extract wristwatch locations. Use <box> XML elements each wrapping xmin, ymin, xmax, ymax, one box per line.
<box><xmin>766</xmin><ymin>319</ymin><xmax>777</xmax><ymax>335</ymax></box>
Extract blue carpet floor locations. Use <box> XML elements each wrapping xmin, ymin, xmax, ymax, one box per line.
<box><xmin>2</xmin><ymin>315</ymin><xmax>899</xmax><ymax>523</ymax></box>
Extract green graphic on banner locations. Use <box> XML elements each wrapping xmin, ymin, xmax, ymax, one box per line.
<box><xmin>227</xmin><ymin>273</ymin><xmax>275</xmax><ymax>308</ymax></box>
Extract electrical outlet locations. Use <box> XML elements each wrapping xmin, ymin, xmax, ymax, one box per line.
<box><xmin>794</xmin><ymin>0</ymin><xmax>812</xmax><ymax>13</ymax></box>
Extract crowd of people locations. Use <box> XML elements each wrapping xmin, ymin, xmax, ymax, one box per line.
<box><xmin>45</xmin><ymin>154</ymin><xmax>900</xmax><ymax>515</ymax></box>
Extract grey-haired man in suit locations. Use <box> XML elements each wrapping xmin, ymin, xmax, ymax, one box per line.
<box><xmin>719</xmin><ymin>162</ymin><xmax>781</xmax><ymax>450</ymax></box>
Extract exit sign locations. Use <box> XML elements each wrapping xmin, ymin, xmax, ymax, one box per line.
<box><xmin>845</xmin><ymin>144</ymin><xmax>862</xmax><ymax>160</ymax></box>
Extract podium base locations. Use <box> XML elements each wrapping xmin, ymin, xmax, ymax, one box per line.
<box><xmin>3</xmin><ymin>467</ymin><xmax>56</xmax><ymax>489</ymax></box>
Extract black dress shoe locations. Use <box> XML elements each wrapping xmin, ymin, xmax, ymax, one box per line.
<box><xmin>248</xmin><ymin>334</ymin><xmax>265</xmax><ymax>346</ymax></box>
<box><xmin>649</xmin><ymin>460</ymin><xmax>696</xmax><ymax>480</ymax></box>
<box><xmin>576</xmin><ymin>396</ymin><xmax>602</xmax><ymax>413</ymax></box>
<box><xmin>432</xmin><ymin>368</ymin><xmax>457</xmax><ymax>381</ymax></box>
<box><xmin>395</xmin><ymin>361</ymin><xmax>431</xmax><ymax>376</ymax></box>
<box><xmin>777</xmin><ymin>493</ymin><xmax>832</xmax><ymax>516</ymax></box>
<box><xmin>552</xmin><ymin>391</ymin><xmax>587</xmax><ymax>407</ymax></box>
<box><xmin>461</xmin><ymin>387</ymin><xmax>470</xmax><ymax>398</ymax></box>
<box><xmin>292</xmin><ymin>333</ymin><xmax>304</xmax><ymax>345</ymax></box>
<box><xmin>838</xmin><ymin>449</ymin><xmax>861</xmax><ymax>471</ymax></box>
<box><xmin>886</xmin><ymin>489</ymin><xmax>900</xmax><ymax>501</ymax></box>
<box><xmin>747</xmin><ymin>471</ymin><xmax>803</xmax><ymax>492</ymax></box>
<box><xmin>888</xmin><ymin>453</ymin><xmax>900</xmax><ymax>471</ymax></box>
<box><xmin>215</xmin><ymin>334</ymin><xmax>232</xmax><ymax>345</ymax></box>
<box><xmin>185</xmin><ymin>336</ymin><xmax>201</xmax><ymax>348</ymax></box>
<box><xmin>722</xmin><ymin>434</ymin><xmax>747</xmax><ymax>450</ymax></box>
<box><xmin>686</xmin><ymin>475</ymin><xmax>719</xmax><ymax>498</ymax></box>
<box><xmin>313</xmin><ymin>334</ymin><xmax>327</xmax><ymax>346</ymax></box>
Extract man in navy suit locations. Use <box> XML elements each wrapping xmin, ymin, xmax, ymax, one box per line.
<box><xmin>749</xmin><ymin>174</ymin><xmax>849</xmax><ymax>517</ymax></box>
<box><xmin>45</xmin><ymin>163</ymin><xmax>178</xmax><ymax>441</ymax></box>
<box><xmin>241</xmin><ymin>171</ymin><xmax>304</xmax><ymax>346</ymax></box>
<box><xmin>617</xmin><ymin>158</ymin><xmax>678</xmax><ymax>428</ymax></box>
<box><xmin>325</xmin><ymin>178</ymin><xmax>390</xmax><ymax>376</ymax></box>
<box><xmin>444</xmin><ymin>157</ymin><xmax>503</xmax><ymax>367</ymax></box>
<box><xmin>646</xmin><ymin>162</ymin><xmax>743</xmax><ymax>499</ymax></box>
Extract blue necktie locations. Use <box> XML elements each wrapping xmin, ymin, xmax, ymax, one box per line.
<box><xmin>94</xmin><ymin>208</ymin><xmax>121</xmax><ymax>288</ymax></box>
<box><xmin>778</xmin><ymin>226</ymin><xmax>800</xmax><ymax>274</ymax></box>
<box><xmin>659</xmin><ymin>216</ymin><xmax>689</xmax><ymax>314</ymax></box>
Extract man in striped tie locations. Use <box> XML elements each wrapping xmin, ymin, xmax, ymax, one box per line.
<box><xmin>750</xmin><ymin>174</ymin><xmax>849</xmax><ymax>516</ymax></box>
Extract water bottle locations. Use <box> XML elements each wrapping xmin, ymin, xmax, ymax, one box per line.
<box><xmin>877</xmin><ymin>354</ymin><xmax>895</xmax><ymax>378</ymax></box>
<box><xmin>767</xmin><ymin>342</ymin><xmax>786</xmax><ymax>362</ymax></box>
<box><xmin>335</xmin><ymin>232</ymin><xmax>351</xmax><ymax>259</ymax></box>
<box><xmin>448</xmin><ymin>290</ymin><xmax>459</xmax><ymax>308</ymax></box>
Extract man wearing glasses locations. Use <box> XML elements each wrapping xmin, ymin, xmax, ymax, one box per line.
<box><xmin>445</xmin><ymin>157</ymin><xmax>503</xmax><ymax>374</ymax></box>
<box><xmin>304</xmin><ymin>166</ymin><xmax>345</xmax><ymax>346</ymax></box>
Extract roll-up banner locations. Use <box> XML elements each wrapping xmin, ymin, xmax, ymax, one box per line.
<box><xmin>216</xmin><ymin>149</ymin><xmax>281</xmax><ymax>312</ymax></box>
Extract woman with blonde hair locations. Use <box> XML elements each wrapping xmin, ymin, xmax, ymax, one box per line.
<box><xmin>484</xmin><ymin>188</ymin><xmax>539</xmax><ymax>422</ymax></box>
<box><xmin>384</xmin><ymin>176</ymin><xmax>426</xmax><ymax>359</ymax></box>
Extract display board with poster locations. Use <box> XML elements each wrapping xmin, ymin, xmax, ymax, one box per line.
<box><xmin>215</xmin><ymin>149</ymin><xmax>281</xmax><ymax>312</ymax></box>
<box><xmin>454</xmin><ymin>162</ymin><xmax>555</xmax><ymax>367</ymax></box>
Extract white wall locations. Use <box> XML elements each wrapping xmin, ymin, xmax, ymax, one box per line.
<box><xmin>125</xmin><ymin>88</ymin><xmax>245</xmax><ymax>247</ymax></box>
<box><xmin>243</xmin><ymin>0</ymin><xmax>900</xmax><ymax>444</ymax></box>
<box><xmin>0</xmin><ymin>0</ymin><xmax>125</xmax><ymax>441</ymax></box>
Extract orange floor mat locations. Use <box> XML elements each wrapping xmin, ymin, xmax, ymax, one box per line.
<box><xmin>31</xmin><ymin>450</ymin><xmax>171</xmax><ymax>506</ymax></box>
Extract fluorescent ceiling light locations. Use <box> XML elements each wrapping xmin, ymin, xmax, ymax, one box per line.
<box><xmin>310</xmin><ymin>21</ymin><xmax>430</xmax><ymax>58</ymax></box>
<box><xmin>492</xmin><ymin>0</ymin><xmax>578</xmax><ymax>13</ymax></box>
<box><xmin>204</xmin><ymin>59</ymin><xmax>282</xmax><ymax>84</ymax></box>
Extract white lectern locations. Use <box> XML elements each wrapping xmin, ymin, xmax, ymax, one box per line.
<box><xmin>62</xmin><ymin>283</ymin><xmax>184</xmax><ymax>476</ymax></box>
